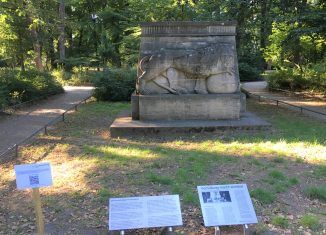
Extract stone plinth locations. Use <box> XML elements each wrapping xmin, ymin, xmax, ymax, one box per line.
<box><xmin>110</xmin><ymin>112</ymin><xmax>271</xmax><ymax>138</ymax></box>
<box><xmin>132</xmin><ymin>93</ymin><xmax>241</xmax><ymax>120</ymax></box>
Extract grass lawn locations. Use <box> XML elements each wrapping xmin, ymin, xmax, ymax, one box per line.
<box><xmin>0</xmin><ymin>98</ymin><xmax>325</xmax><ymax>234</ymax></box>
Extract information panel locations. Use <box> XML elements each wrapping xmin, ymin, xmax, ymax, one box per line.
<box><xmin>197</xmin><ymin>184</ymin><xmax>257</xmax><ymax>226</ymax></box>
<box><xmin>108</xmin><ymin>195</ymin><xmax>182</xmax><ymax>230</ymax></box>
<box><xmin>14</xmin><ymin>163</ymin><xmax>53</xmax><ymax>189</ymax></box>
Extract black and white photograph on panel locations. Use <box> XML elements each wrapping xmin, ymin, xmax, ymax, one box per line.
<box><xmin>202</xmin><ymin>190</ymin><xmax>232</xmax><ymax>203</ymax></box>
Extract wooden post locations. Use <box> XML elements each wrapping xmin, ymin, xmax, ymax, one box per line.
<box><xmin>32</xmin><ymin>188</ymin><xmax>45</xmax><ymax>235</ymax></box>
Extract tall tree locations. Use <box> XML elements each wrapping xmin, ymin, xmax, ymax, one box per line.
<box><xmin>58</xmin><ymin>0</ymin><xmax>65</xmax><ymax>61</ymax></box>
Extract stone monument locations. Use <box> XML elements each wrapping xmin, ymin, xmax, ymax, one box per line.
<box><xmin>110</xmin><ymin>22</ymin><xmax>270</xmax><ymax>137</ymax></box>
<box><xmin>132</xmin><ymin>22</ymin><xmax>243</xmax><ymax>121</ymax></box>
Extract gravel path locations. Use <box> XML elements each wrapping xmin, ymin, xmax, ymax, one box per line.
<box><xmin>242</xmin><ymin>81</ymin><xmax>326</xmax><ymax>121</ymax></box>
<box><xmin>0</xmin><ymin>86</ymin><xmax>93</xmax><ymax>155</ymax></box>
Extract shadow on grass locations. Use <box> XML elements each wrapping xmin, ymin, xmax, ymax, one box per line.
<box><xmin>1</xmin><ymin>100</ymin><xmax>325</xmax><ymax>234</ymax></box>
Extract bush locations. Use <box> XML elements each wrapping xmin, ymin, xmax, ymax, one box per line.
<box><xmin>266</xmin><ymin>62</ymin><xmax>326</xmax><ymax>93</ymax></box>
<box><xmin>52</xmin><ymin>67</ymin><xmax>97</xmax><ymax>86</ymax></box>
<box><xmin>93</xmin><ymin>67</ymin><xmax>136</xmax><ymax>101</ymax></box>
<box><xmin>0</xmin><ymin>69</ymin><xmax>63</xmax><ymax>109</ymax></box>
<box><xmin>238</xmin><ymin>62</ymin><xmax>262</xmax><ymax>81</ymax></box>
<box><xmin>266</xmin><ymin>69</ymin><xmax>307</xmax><ymax>90</ymax></box>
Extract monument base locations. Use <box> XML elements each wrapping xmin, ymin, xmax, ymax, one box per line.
<box><xmin>132</xmin><ymin>93</ymin><xmax>242</xmax><ymax>120</ymax></box>
<box><xmin>110</xmin><ymin>112</ymin><xmax>271</xmax><ymax>138</ymax></box>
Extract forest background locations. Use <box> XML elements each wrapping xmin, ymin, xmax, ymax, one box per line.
<box><xmin>0</xmin><ymin>0</ymin><xmax>325</xmax><ymax>106</ymax></box>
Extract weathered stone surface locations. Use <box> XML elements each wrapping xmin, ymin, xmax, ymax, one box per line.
<box><xmin>110</xmin><ymin>111</ymin><xmax>271</xmax><ymax>138</ymax></box>
<box><xmin>137</xmin><ymin>22</ymin><xmax>240</xmax><ymax>95</ymax></box>
<box><xmin>130</xmin><ymin>22</ymin><xmax>245</xmax><ymax>121</ymax></box>
<box><xmin>135</xmin><ymin>93</ymin><xmax>241</xmax><ymax>120</ymax></box>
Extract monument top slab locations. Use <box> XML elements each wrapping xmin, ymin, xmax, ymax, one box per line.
<box><xmin>140</xmin><ymin>21</ymin><xmax>237</xmax><ymax>37</ymax></box>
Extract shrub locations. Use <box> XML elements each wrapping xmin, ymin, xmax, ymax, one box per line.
<box><xmin>238</xmin><ymin>62</ymin><xmax>262</xmax><ymax>81</ymax></box>
<box><xmin>0</xmin><ymin>69</ymin><xmax>63</xmax><ymax>109</ymax></box>
<box><xmin>93</xmin><ymin>67</ymin><xmax>136</xmax><ymax>101</ymax></box>
<box><xmin>266</xmin><ymin>69</ymin><xmax>305</xmax><ymax>90</ymax></box>
<box><xmin>266</xmin><ymin>62</ymin><xmax>326</xmax><ymax>93</ymax></box>
<box><xmin>52</xmin><ymin>67</ymin><xmax>97</xmax><ymax>86</ymax></box>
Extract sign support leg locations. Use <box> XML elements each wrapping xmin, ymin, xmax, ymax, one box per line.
<box><xmin>32</xmin><ymin>188</ymin><xmax>45</xmax><ymax>235</ymax></box>
<box><xmin>214</xmin><ymin>226</ymin><xmax>221</xmax><ymax>235</ymax></box>
<box><xmin>120</xmin><ymin>230</ymin><xmax>125</xmax><ymax>235</ymax></box>
<box><xmin>243</xmin><ymin>224</ymin><xmax>249</xmax><ymax>235</ymax></box>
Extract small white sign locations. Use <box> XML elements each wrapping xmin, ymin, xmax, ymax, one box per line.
<box><xmin>197</xmin><ymin>184</ymin><xmax>258</xmax><ymax>226</ymax></box>
<box><xmin>14</xmin><ymin>163</ymin><xmax>53</xmax><ymax>189</ymax></box>
<box><xmin>108</xmin><ymin>195</ymin><xmax>183</xmax><ymax>231</ymax></box>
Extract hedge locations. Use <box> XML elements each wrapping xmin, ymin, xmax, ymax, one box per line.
<box><xmin>93</xmin><ymin>68</ymin><xmax>136</xmax><ymax>101</ymax></box>
<box><xmin>0</xmin><ymin>69</ymin><xmax>64</xmax><ymax>109</ymax></box>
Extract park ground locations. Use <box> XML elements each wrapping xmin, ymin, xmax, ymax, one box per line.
<box><xmin>0</xmin><ymin>98</ymin><xmax>325</xmax><ymax>234</ymax></box>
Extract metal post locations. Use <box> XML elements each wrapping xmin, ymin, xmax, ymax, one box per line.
<box><xmin>168</xmin><ymin>227</ymin><xmax>173</xmax><ymax>232</ymax></box>
<box><xmin>120</xmin><ymin>231</ymin><xmax>125</xmax><ymax>235</ymax></box>
<box><xmin>44</xmin><ymin>125</ymin><xmax>47</xmax><ymax>135</ymax></box>
<box><xmin>62</xmin><ymin>113</ymin><xmax>65</xmax><ymax>121</ymax></box>
<box><xmin>300</xmin><ymin>107</ymin><xmax>303</xmax><ymax>114</ymax></box>
<box><xmin>15</xmin><ymin>144</ymin><xmax>18</xmax><ymax>158</ymax></box>
<box><xmin>215</xmin><ymin>226</ymin><xmax>221</xmax><ymax>235</ymax></box>
<box><xmin>276</xmin><ymin>100</ymin><xmax>279</xmax><ymax>106</ymax></box>
<box><xmin>258</xmin><ymin>96</ymin><xmax>261</xmax><ymax>102</ymax></box>
<box><xmin>75</xmin><ymin>105</ymin><xmax>77</xmax><ymax>111</ymax></box>
<box><xmin>243</xmin><ymin>224</ymin><xmax>249</xmax><ymax>235</ymax></box>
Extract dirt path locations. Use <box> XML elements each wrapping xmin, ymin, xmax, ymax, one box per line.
<box><xmin>241</xmin><ymin>81</ymin><xmax>326</xmax><ymax>121</ymax></box>
<box><xmin>0</xmin><ymin>86</ymin><xmax>93</xmax><ymax>155</ymax></box>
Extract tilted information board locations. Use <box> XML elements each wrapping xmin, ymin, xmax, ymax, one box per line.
<box><xmin>14</xmin><ymin>162</ymin><xmax>53</xmax><ymax>189</ymax></box>
<box><xmin>197</xmin><ymin>184</ymin><xmax>257</xmax><ymax>226</ymax></box>
<box><xmin>109</xmin><ymin>195</ymin><xmax>182</xmax><ymax>231</ymax></box>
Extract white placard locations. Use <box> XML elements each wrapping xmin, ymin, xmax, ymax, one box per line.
<box><xmin>108</xmin><ymin>195</ymin><xmax>183</xmax><ymax>230</ymax></box>
<box><xmin>14</xmin><ymin>163</ymin><xmax>53</xmax><ymax>189</ymax></box>
<box><xmin>197</xmin><ymin>184</ymin><xmax>258</xmax><ymax>226</ymax></box>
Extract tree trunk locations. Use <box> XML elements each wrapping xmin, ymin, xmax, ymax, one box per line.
<box><xmin>260</xmin><ymin>0</ymin><xmax>272</xmax><ymax>67</ymax></box>
<box><xmin>25</xmin><ymin>0</ymin><xmax>43</xmax><ymax>71</ymax></box>
<box><xmin>260</xmin><ymin>0</ymin><xmax>272</xmax><ymax>48</ymax></box>
<box><xmin>49</xmin><ymin>37</ymin><xmax>57</xmax><ymax>69</ymax></box>
<box><xmin>31</xmin><ymin>28</ymin><xmax>43</xmax><ymax>71</ymax></box>
<box><xmin>58</xmin><ymin>0</ymin><xmax>65</xmax><ymax>61</ymax></box>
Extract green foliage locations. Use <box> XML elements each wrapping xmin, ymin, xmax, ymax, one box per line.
<box><xmin>238</xmin><ymin>62</ymin><xmax>262</xmax><ymax>81</ymax></box>
<box><xmin>271</xmin><ymin>216</ymin><xmax>289</xmax><ymax>228</ymax></box>
<box><xmin>93</xmin><ymin>68</ymin><xmax>136</xmax><ymax>101</ymax></box>
<box><xmin>299</xmin><ymin>214</ymin><xmax>322</xmax><ymax>231</ymax></box>
<box><xmin>304</xmin><ymin>185</ymin><xmax>326</xmax><ymax>202</ymax></box>
<box><xmin>268</xmin><ymin>170</ymin><xmax>286</xmax><ymax>180</ymax></box>
<box><xmin>266</xmin><ymin>63</ymin><xmax>326</xmax><ymax>93</ymax></box>
<box><xmin>147</xmin><ymin>173</ymin><xmax>173</xmax><ymax>185</ymax></box>
<box><xmin>0</xmin><ymin>69</ymin><xmax>63</xmax><ymax>109</ymax></box>
<box><xmin>250</xmin><ymin>188</ymin><xmax>275</xmax><ymax>204</ymax></box>
<box><xmin>0</xmin><ymin>0</ymin><xmax>325</xmax><ymax>92</ymax></box>
<box><xmin>312</xmin><ymin>165</ymin><xmax>326</xmax><ymax>178</ymax></box>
